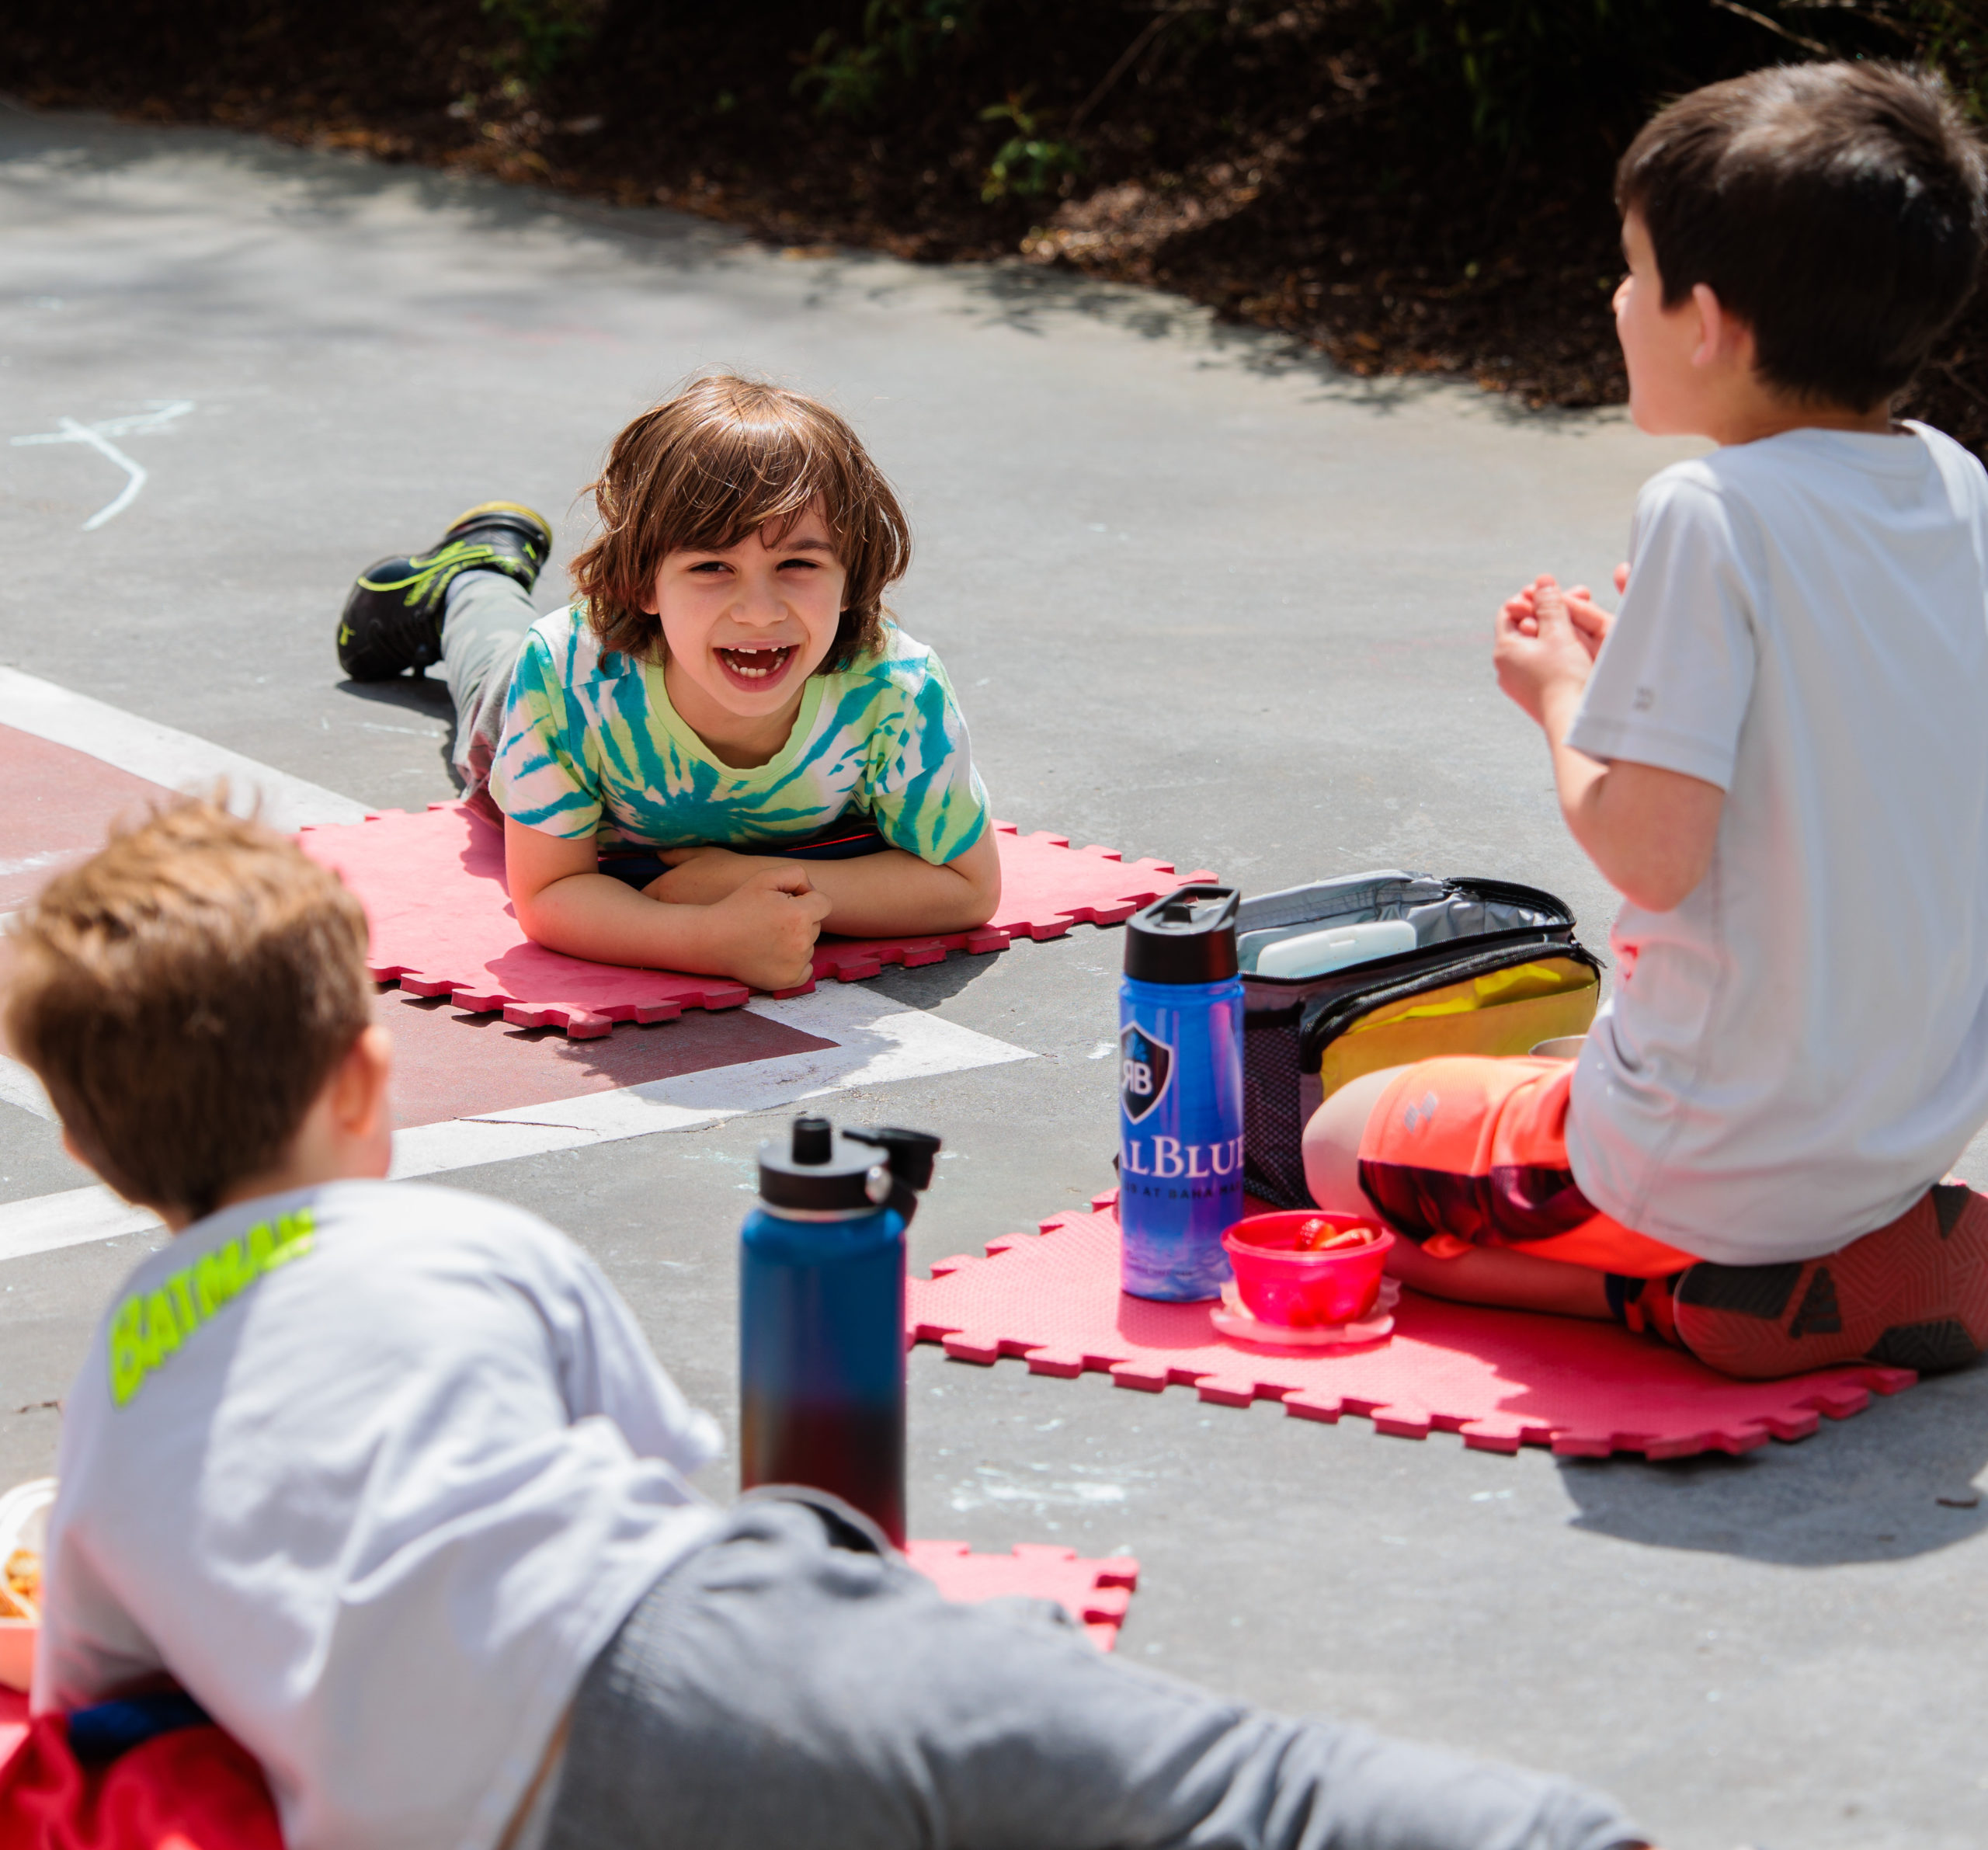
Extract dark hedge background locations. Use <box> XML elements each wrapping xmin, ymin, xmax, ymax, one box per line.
<box><xmin>7</xmin><ymin>2</ymin><xmax>1987</xmax><ymax>447</ymax></box>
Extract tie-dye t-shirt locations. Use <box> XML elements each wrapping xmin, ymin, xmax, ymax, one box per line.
<box><xmin>488</xmin><ymin>605</ymin><xmax>990</xmax><ymax>864</ymax></box>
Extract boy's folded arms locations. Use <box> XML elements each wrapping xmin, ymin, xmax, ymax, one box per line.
<box><xmin>506</xmin><ymin>823</ymin><xmax>837</xmax><ymax>993</ymax></box>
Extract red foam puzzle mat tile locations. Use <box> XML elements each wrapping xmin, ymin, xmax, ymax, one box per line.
<box><xmin>300</xmin><ymin>804</ymin><xmax>1211</xmax><ymax>1038</ymax></box>
<box><xmin>0</xmin><ymin>724</ymin><xmax>178</xmax><ymax>910</ymax></box>
<box><xmin>905</xmin><ymin>1541</ymin><xmax>1138</xmax><ymax>1651</ymax></box>
<box><xmin>910</xmin><ymin>1198</ymin><xmax>1917</xmax><ymax>1459</ymax></box>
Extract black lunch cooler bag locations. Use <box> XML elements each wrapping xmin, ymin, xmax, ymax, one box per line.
<box><xmin>1239</xmin><ymin>871</ymin><xmax>1604</xmax><ymax>1209</ymax></box>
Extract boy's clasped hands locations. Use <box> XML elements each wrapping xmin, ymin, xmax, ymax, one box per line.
<box><xmin>1494</xmin><ymin>564</ymin><xmax>1621</xmax><ymax>713</ymax></box>
<box><xmin>1493</xmin><ymin>554</ymin><xmax>1726</xmax><ymax>916</ymax></box>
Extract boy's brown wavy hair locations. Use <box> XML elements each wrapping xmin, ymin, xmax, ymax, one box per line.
<box><xmin>571</xmin><ymin>374</ymin><xmax>912</xmax><ymax>667</ymax></box>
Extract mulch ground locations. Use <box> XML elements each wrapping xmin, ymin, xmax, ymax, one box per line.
<box><xmin>6</xmin><ymin>1</ymin><xmax>1986</xmax><ymax>451</ymax></box>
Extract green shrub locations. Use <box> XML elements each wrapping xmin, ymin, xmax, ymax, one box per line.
<box><xmin>979</xmin><ymin>92</ymin><xmax>1081</xmax><ymax>200</ymax></box>
<box><xmin>1379</xmin><ymin>0</ymin><xmax>1689</xmax><ymax>150</ymax></box>
<box><xmin>1378</xmin><ymin>0</ymin><xmax>1988</xmax><ymax>153</ymax></box>
<box><xmin>794</xmin><ymin>1</ymin><xmax>983</xmax><ymax>120</ymax></box>
<box><xmin>481</xmin><ymin>0</ymin><xmax>604</xmax><ymax>85</ymax></box>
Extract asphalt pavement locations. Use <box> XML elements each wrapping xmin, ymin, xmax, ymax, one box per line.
<box><xmin>3</xmin><ymin>97</ymin><xmax>1986</xmax><ymax>1850</ymax></box>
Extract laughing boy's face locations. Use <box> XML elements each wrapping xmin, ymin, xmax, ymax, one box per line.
<box><xmin>648</xmin><ymin>505</ymin><xmax>849</xmax><ymax>730</ymax></box>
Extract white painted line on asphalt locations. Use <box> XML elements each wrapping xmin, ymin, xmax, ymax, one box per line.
<box><xmin>0</xmin><ymin>989</ymin><xmax>1034</xmax><ymax>1265</ymax></box>
<box><xmin>0</xmin><ymin>1055</ymin><xmax>53</xmax><ymax>1122</ymax></box>
<box><xmin>0</xmin><ymin>666</ymin><xmax>366</xmax><ymax>831</ymax></box>
<box><xmin>0</xmin><ymin>682</ymin><xmax>1033</xmax><ymax>1260</ymax></box>
<box><xmin>0</xmin><ymin>1186</ymin><xmax>158</xmax><ymax>1266</ymax></box>
<box><xmin>391</xmin><ymin>986</ymin><xmax>1032</xmax><ymax>1176</ymax></box>
<box><xmin>11</xmin><ymin>401</ymin><xmax>194</xmax><ymax>530</ymax></box>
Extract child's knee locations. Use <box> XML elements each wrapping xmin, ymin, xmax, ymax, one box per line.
<box><xmin>1301</xmin><ymin>1066</ymin><xmax>1408</xmax><ymax>1214</ymax></box>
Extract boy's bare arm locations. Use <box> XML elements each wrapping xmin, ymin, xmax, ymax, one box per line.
<box><xmin>1496</xmin><ymin>575</ymin><xmax>1724</xmax><ymax>913</ymax></box>
<box><xmin>1548</xmin><ymin>754</ymin><xmax>1724</xmax><ymax>913</ymax></box>
<box><xmin>506</xmin><ymin>819</ymin><xmax>832</xmax><ymax>992</ymax></box>
<box><xmin>651</xmin><ymin>828</ymin><xmax>1003</xmax><ymax>937</ymax></box>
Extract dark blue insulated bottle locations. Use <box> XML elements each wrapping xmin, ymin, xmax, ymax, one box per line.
<box><xmin>1118</xmin><ymin>885</ymin><xmax>1245</xmax><ymax>1301</ymax></box>
<box><xmin>739</xmin><ymin>1116</ymin><xmax>940</xmax><ymax>1547</ymax></box>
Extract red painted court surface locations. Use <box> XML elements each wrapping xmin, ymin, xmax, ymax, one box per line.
<box><xmin>0</xmin><ymin>724</ymin><xmax>179</xmax><ymax>909</ymax></box>
<box><xmin>379</xmin><ymin>987</ymin><xmax>834</xmax><ymax>1128</ymax></box>
<box><xmin>0</xmin><ymin>722</ymin><xmax>840</xmax><ymax>1128</ymax></box>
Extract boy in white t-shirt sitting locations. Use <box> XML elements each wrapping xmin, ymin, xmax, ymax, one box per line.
<box><xmin>1306</xmin><ymin>59</ymin><xmax>1988</xmax><ymax>1382</ymax></box>
<box><xmin>9</xmin><ymin>802</ymin><xmax>1653</xmax><ymax>1850</ymax></box>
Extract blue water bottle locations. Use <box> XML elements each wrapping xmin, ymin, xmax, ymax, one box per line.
<box><xmin>1118</xmin><ymin>885</ymin><xmax>1245</xmax><ymax>1301</ymax></box>
<box><xmin>739</xmin><ymin>1116</ymin><xmax>940</xmax><ymax>1546</ymax></box>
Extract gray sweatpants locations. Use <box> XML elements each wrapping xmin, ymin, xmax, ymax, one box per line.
<box><xmin>440</xmin><ymin>569</ymin><xmax>539</xmax><ymax>815</ymax></box>
<box><xmin>545</xmin><ymin>1493</ymin><xmax>1643</xmax><ymax>1850</ymax></box>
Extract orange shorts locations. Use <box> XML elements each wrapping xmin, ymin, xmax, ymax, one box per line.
<box><xmin>1355</xmin><ymin>1055</ymin><xmax>1695</xmax><ymax>1279</ymax></box>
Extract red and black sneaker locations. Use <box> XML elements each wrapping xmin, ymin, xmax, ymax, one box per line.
<box><xmin>336</xmin><ymin>501</ymin><xmax>552</xmax><ymax>681</ymax></box>
<box><xmin>1673</xmin><ymin>1183</ymin><xmax>1988</xmax><ymax>1380</ymax></box>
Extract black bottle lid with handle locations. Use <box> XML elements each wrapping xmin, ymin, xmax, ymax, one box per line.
<box><xmin>756</xmin><ymin>1115</ymin><xmax>944</xmax><ymax>1212</ymax></box>
<box><xmin>1124</xmin><ymin>884</ymin><xmax>1242</xmax><ymax>986</ymax></box>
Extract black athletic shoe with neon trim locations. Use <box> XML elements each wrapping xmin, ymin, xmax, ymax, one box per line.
<box><xmin>335</xmin><ymin>502</ymin><xmax>553</xmax><ymax>681</ymax></box>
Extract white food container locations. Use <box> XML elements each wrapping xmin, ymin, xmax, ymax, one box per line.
<box><xmin>1250</xmin><ymin>918</ymin><xmax>1418</xmax><ymax>980</ymax></box>
<box><xmin>0</xmin><ymin>1478</ymin><xmax>56</xmax><ymax>1695</ymax></box>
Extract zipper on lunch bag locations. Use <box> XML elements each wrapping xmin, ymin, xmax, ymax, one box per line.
<box><xmin>1296</xmin><ymin>938</ymin><xmax>1602</xmax><ymax>1069</ymax></box>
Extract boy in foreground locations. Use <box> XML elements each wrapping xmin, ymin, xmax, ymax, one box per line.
<box><xmin>1306</xmin><ymin>61</ymin><xmax>1988</xmax><ymax>1379</ymax></box>
<box><xmin>12</xmin><ymin>802</ymin><xmax>1651</xmax><ymax>1850</ymax></box>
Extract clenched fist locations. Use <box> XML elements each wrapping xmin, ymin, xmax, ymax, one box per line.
<box><xmin>700</xmin><ymin>864</ymin><xmax>835</xmax><ymax>992</ymax></box>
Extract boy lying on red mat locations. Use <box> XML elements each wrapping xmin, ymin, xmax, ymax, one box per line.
<box><xmin>4</xmin><ymin>802</ymin><xmax>1656</xmax><ymax>1850</ymax></box>
<box><xmin>1305</xmin><ymin>62</ymin><xmax>1988</xmax><ymax>1383</ymax></box>
<box><xmin>335</xmin><ymin>374</ymin><xmax>999</xmax><ymax>996</ymax></box>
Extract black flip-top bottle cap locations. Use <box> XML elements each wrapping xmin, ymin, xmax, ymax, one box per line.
<box><xmin>1124</xmin><ymin>884</ymin><xmax>1241</xmax><ymax>985</ymax></box>
<box><xmin>756</xmin><ymin>1115</ymin><xmax>944</xmax><ymax>1212</ymax></box>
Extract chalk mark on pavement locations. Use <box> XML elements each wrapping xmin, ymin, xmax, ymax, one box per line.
<box><xmin>12</xmin><ymin>401</ymin><xmax>195</xmax><ymax>530</ymax></box>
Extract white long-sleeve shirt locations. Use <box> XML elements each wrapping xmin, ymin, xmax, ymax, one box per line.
<box><xmin>34</xmin><ymin>1179</ymin><xmax>721</xmax><ymax>1850</ymax></box>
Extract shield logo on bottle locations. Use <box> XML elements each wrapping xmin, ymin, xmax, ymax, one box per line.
<box><xmin>1120</xmin><ymin>1023</ymin><xmax>1173</xmax><ymax>1121</ymax></box>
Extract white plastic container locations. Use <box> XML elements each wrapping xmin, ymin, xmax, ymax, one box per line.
<box><xmin>0</xmin><ymin>1478</ymin><xmax>56</xmax><ymax>1695</ymax></box>
<box><xmin>1251</xmin><ymin>918</ymin><xmax>1417</xmax><ymax>980</ymax></box>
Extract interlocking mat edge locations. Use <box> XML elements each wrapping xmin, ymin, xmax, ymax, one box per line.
<box><xmin>909</xmin><ymin>1196</ymin><xmax>1917</xmax><ymax>1459</ymax></box>
<box><xmin>906</xmin><ymin>1541</ymin><xmax>1139</xmax><ymax>1650</ymax></box>
<box><xmin>300</xmin><ymin>804</ymin><xmax>1212</xmax><ymax>1038</ymax></box>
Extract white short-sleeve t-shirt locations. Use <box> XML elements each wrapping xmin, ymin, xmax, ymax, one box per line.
<box><xmin>1565</xmin><ymin>423</ymin><xmax>1988</xmax><ymax>1264</ymax></box>
<box><xmin>32</xmin><ymin>1181</ymin><xmax>723</xmax><ymax>1850</ymax></box>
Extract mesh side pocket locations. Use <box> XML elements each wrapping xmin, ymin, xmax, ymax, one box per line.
<box><xmin>1243</xmin><ymin>1017</ymin><xmax>1310</xmax><ymax>1208</ymax></box>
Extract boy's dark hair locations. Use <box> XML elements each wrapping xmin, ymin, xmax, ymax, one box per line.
<box><xmin>1616</xmin><ymin>61</ymin><xmax>1987</xmax><ymax>411</ymax></box>
<box><xmin>571</xmin><ymin>374</ymin><xmax>912</xmax><ymax>666</ymax></box>
<box><xmin>4</xmin><ymin>800</ymin><xmax>374</xmax><ymax>1222</ymax></box>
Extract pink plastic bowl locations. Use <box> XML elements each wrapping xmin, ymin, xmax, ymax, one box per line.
<box><xmin>1219</xmin><ymin>1212</ymin><xmax>1395</xmax><ymax>1327</ymax></box>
